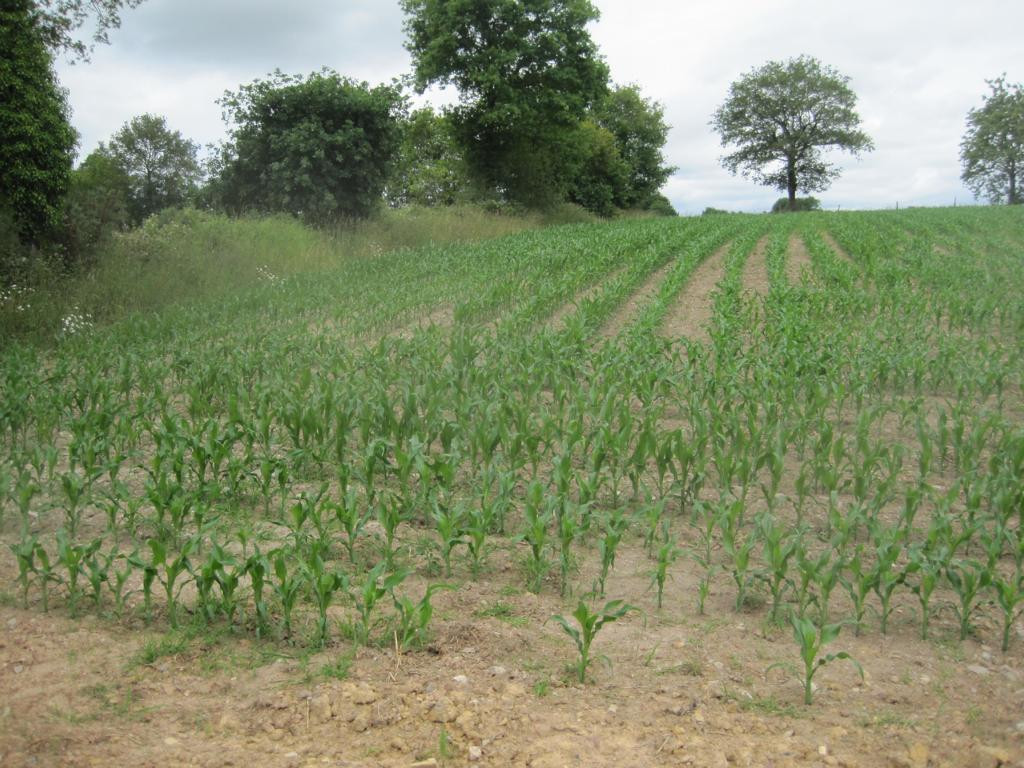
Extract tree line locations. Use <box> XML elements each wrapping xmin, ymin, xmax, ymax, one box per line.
<box><xmin>2</xmin><ymin>0</ymin><xmax>1022</xmax><ymax>283</ymax></box>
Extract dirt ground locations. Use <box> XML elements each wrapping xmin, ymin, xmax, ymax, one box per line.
<box><xmin>1</xmin><ymin>524</ymin><xmax>1022</xmax><ymax>768</ymax></box>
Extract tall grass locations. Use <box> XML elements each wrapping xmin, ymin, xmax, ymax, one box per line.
<box><xmin>0</xmin><ymin>203</ymin><xmax>594</xmax><ymax>344</ymax></box>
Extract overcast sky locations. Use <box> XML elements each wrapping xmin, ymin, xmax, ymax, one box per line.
<box><xmin>55</xmin><ymin>0</ymin><xmax>1022</xmax><ymax>215</ymax></box>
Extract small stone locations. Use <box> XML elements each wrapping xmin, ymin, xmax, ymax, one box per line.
<box><xmin>409</xmin><ymin>760</ymin><xmax>439</xmax><ymax>768</ymax></box>
<box><xmin>468</xmin><ymin>745</ymin><xmax>483</xmax><ymax>762</ymax></box>
<box><xmin>430</xmin><ymin>699</ymin><xmax>456</xmax><ymax>723</ymax></box>
<box><xmin>489</xmin><ymin>666</ymin><xmax>507</xmax><ymax>677</ymax></box>
<box><xmin>13</xmin><ymin>665</ymin><xmax>23</xmax><ymax>674</ymax></box>
<box><xmin>310</xmin><ymin>694</ymin><xmax>333</xmax><ymax>724</ymax></box>
<box><xmin>452</xmin><ymin>675</ymin><xmax>469</xmax><ymax>685</ymax></box>
<box><xmin>608</xmin><ymin>704</ymin><xmax>617</xmax><ymax>714</ymax></box>
<box><xmin>977</xmin><ymin>745</ymin><xmax>1011</xmax><ymax>764</ymax></box>
<box><xmin>818</xmin><ymin>745</ymin><xmax>829</xmax><ymax>757</ymax></box>
<box><xmin>503</xmin><ymin>682</ymin><xmax>526</xmax><ymax>699</ymax></box>
<box><xmin>908</xmin><ymin>742</ymin><xmax>929</xmax><ymax>768</ymax></box>
<box><xmin>703</xmin><ymin>680</ymin><xmax>726</xmax><ymax>699</ymax></box>
<box><xmin>217</xmin><ymin>711</ymin><xmax>241</xmax><ymax>732</ymax></box>
<box><xmin>352</xmin><ymin>685</ymin><xmax>378</xmax><ymax>705</ymax></box>
<box><xmin>967</xmin><ymin>664</ymin><xmax>990</xmax><ymax>677</ymax></box>
<box><xmin>6</xmin><ymin>619</ymin><xmax>16</xmax><ymax>630</ymax></box>
<box><xmin>1016</xmin><ymin>721</ymin><xmax>1024</xmax><ymax>734</ymax></box>
<box><xmin>163</xmin><ymin>737</ymin><xmax>179</xmax><ymax>747</ymax></box>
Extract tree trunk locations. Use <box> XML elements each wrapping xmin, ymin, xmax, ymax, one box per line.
<box><xmin>1008</xmin><ymin>162</ymin><xmax>1018</xmax><ymax>205</ymax></box>
<box><xmin>787</xmin><ymin>159</ymin><xmax>798</xmax><ymax>211</ymax></box>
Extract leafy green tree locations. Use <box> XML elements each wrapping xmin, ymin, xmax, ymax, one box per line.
<box><xmin>387</xmin><ymin>108</ymin><xmax>472</xmax><ymax>207</ymax></box>
<box><xmin>711</xmin><ymin>55</ymin><xmax>873</xmax><ymax>212</ymax></box>
<box><xmin>0</xmin><ymin>0</ymin><xmax>77</xmax><ymax>246</ymax></box>
<box><xmin>401</xmin><ymin>0</ymin><xmax>609</xmax><ymax>207</ymax></box>
<box><xmin>107</xmin><ymin>114</ymin><xmax>201</xmax><ymax>223</ymax></box>
<box><xmin>568</xmin><ymin>121</ymin><xmax>629</xmax><ymax>217</ymax></box>
<box><xmin>595</xmin><ymin>84</ymin><xmax>675</xmax><ymax>209</ymax></box>
<box><xmin>60</xmin><ymin>148</ymin><xmax>130</xmax><ymax>266</ymax></box>
<box><xmin>32</xmin><ymin>0</ymin><xmax>146</xmax><ymax>60</ymax></box>
<box><xmin>960</xmin><ymin>76</ymin><xmax>1024</xmax><ymax>205</ymax></box>
<box><xmin>214</xmin><ymin>70</ymin><xmax>403</xmax><ymax>224</ymax></box>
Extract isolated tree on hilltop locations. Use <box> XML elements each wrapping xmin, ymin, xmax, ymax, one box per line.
<box><xmin>711</xmin><ymin>55</ymin><xmax>873</xmax><ymax>211</ymax></box>
<box><xmin>960</xmin><ymin>76</ymin><xmax>1024</xmax><ymax>205</ymax></box>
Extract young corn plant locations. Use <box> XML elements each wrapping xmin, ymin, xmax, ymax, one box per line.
<box><xmin>757</xmin><ymin>513</ymin><xmax>798</xmax><ymax>623</ymax></box>
<box><xmin>147</xmin><ymin>537</ymin><xmax>195</xmax><ymax>629</ymax></box>
<box><xmin>518</xmin><ymin>481</ymin><xmax>553</xmax><ymax>594</ymax></box>
<box><xmin>994</xmin><ymin>570</ymin><xmax>1024</xmax><ymax>652</ymax></box>
<box><xmin>946</xmin><ymin>558</ymin><xmax>992</xmax><ymax>641</ymax></box>
<box><xmin>303</xmin><ymin>549</ymin><xmax>348</xmax><ymax>648</ymax></box>
<box><xmin>650</xmin><ymin>529</ymin><xmax>681</xmax><ymax>610</ymax></box>
<box><xmin>431</xmin><ymin>499</ymin><xmax>466</xmax><ymax>577</ymax></box>
<box><xmin>719</xmin><ymin>502</ymin><xmax>758</xmax><ymax>612</ymax></box>
<box><xmin>596</xmin><ymin>509</ymin><xmax>628</xmax><ymax>598</ymax></box>
<box><xmin>391</xmin><ymin>583</ymin><xmax>455</xmax><ymax>651</ymax></box>
<box><xmin>770</xmin><ymin>615</ymin><xmax>863</xmax><ymax>705</ymax></box>
<box><xmin>270</xmin><ymin>551</ymin><xmax>307</xmax><ymax>640</ymax></box>
<box><xmin>331</xmin><ymin>485</ymin><xmax>370</xmax><ymax>564</ymax></box>
<box><xmin>55</xmin><ymin>530</ymin><xmax>101</xmax><ymax>617</ymax></box>
<box><xmin>347</xmin><ymin>563</ymin><xmax>408</xmax><ymax>646</ymax></box>
<box><xmin>551</xmin><ymin>600</ymin><xmax>637</xmax><ymax>684</ymax></box>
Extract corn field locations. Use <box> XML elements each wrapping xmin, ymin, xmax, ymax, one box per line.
<box><xmin>2</xmin><ymin>205</ymin><xmax>1023</xmax><ymax>685</ymax></box>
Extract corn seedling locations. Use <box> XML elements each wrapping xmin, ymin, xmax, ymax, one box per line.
<box><xmin>551</xmin><ymin>599</ymin><xmax>637</xmax><ymax>683</ymax></box>
<box><xmin>770</xmin><ymin>615</ymin><xmax>863</xmax><ymax>705</ymax></box>
<box><xmin>392</xmin><ymin>582</ymin><xmax>455</xmax><ymax>651</ymax></box>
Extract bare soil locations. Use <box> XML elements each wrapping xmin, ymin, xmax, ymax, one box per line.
<box><xmin>786</xmin><ymin>234</ymin><xmax>814</xmax><ymax>284</ymax></box>
<box><xmin>547</xmin><ymin>267</ymin><xmax>628</xmax><ymax>331</ymax></box>
<box><xmin>741</xmin><ymin>237</ymin><xmax>771</xmax><ymax>295</ymax></box>
<box><xmin>600</xmin><ymin>258</ymin><xmax>678</xmax><ymax>338</ymax></box>
<box><xmin>1</xmin><ymin>526</ymin><xmax>1022</xmax><ymax>768</ymax></box>
<box><xmin>660</xmin><ymin>243</ymin><xmax>731</xmax><ymax>344</ymax></box>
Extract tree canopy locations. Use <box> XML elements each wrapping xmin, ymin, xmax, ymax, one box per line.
<box><xmin>31</xmin><ymin>0</ymin><xmax>146</xmax><ymax>60</ymax></box>
<box><xmin>400</xmin><ymin>0</ymin><xmax>609</xmax><ymax>207</ymax></box>
<box><xmin>711</xmin><ymin>55</ymin><xmax>873</xmax><ymax>211</ymax></box>
<box><xmin>214</xmin><ymin>70</ymin><xmax>403</xmax><ymax>224</ymax></box>
<box><xmin>106</xmin><ymin>113</ymin><xmax>201</xmax><ymax>224</ymax></box>
<box><xmin>960</xmin><ymin>76</ymin><xmax>1024</xmax><ymax>205</ymax></box>
<box><xmin>0</xmin><ymin>0</ymin><xmax>77</xmax><ymax>246</ymax></box>
<box><xmin>595</xmin><ymin>84</ymin><xmax>675</xmax><ymax>209</ymax></box>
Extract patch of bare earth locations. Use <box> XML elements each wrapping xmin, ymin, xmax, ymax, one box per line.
<box><xmin>393</xmin><ymin>304</ymin><xmax>455</xmax><ymax>340</ymax></box>
<box><xmin>547</xmin><ymin>267</ymin><xmax>628</xmax><ymax>331</ymax></box>
<box><xmin>740</xmin><ymin>235</ymin><xmax>771</xmax><ymax>295</ymax></box>
<box><xmin>785</xmin><ymin>233</ymin><xmax>813</xmax><ymax>284</ymax></box>
<box><xmin>659</xmin><ymin>242</ymin><xmax>730</xmax><ymax>345</ymax></box>
<box><xmin>821</xmin><ymin>231</ymin><xmax>855</xmax><ymax>265</ymax></box>
<box><xmin>2</xmin><ymin>524</ymin><xmax>1022</xmax><ymax>768</ymax></box>
<box><xmin>599</xmin><ymin>258</ymin><xmax>677</xmax><ymax>338</ymax></box>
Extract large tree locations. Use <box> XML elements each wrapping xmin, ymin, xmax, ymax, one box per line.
<box><xmin>32</xmin><ymin>0</ymin><xmax>146</xmax><ymax>60</ymax></box>
<box><xmin>595</xmin><ymin>84</ymin><xmax>675</xmax><ymax>209</ymax></box>
<box><xmin>960</xmin><ymin>76</ymin><xmax>1024</xmax><ymax>205</ymax></box>
<box><xmin>0</xmin><ymin>0</ymin><xmax>77</xmax><ymax>245</ymax></box>
<box><xmin>107</xmin><ymin>114</ymin><xmax>201</xmax><ymax>223</ymax></box>
<box><xmin>711</xmin><ymin>55</ymin><xmax>873</xmax><ymax>211</ymax></box>
<box><xmin>387</xmin><ymin>108</ymin><xmax>472</xmax><ymax>207</ymax></box>
<box><xmin>400</xmin><ymin>0</ymin><xmax>609</xmax><ymax>207</ymax></box>
<box><xmin>214</xmin><ymin>70</ymin><xmax>403</xmax><ymax>224</ymax></box>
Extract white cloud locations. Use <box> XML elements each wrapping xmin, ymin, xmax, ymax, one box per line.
<box><xmin>56</xmin><ymin>0</ymin><xmax>1024</xmax><ymax>212</ymax></box>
